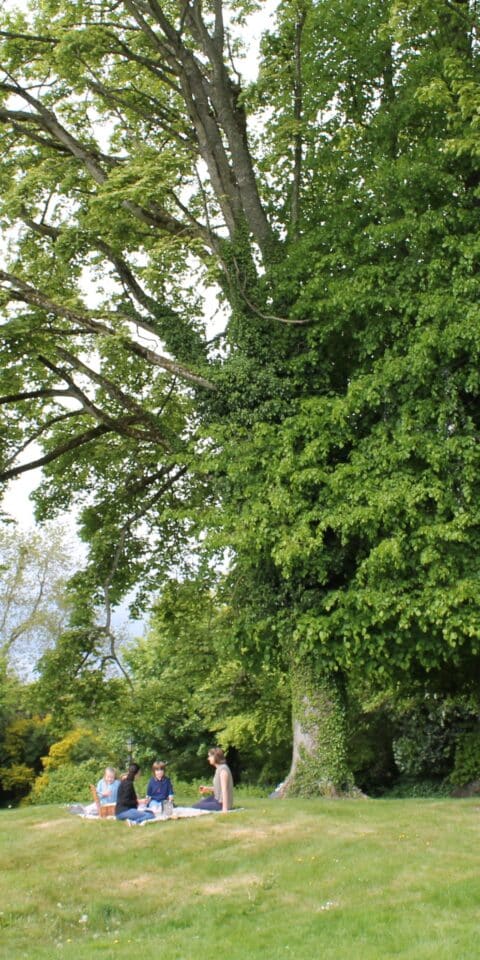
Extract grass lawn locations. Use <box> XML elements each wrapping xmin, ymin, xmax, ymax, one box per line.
<box><xmin>1</xmin><ymin>795</ymin><xmax>479</xmax><ymax>959</ymax></box>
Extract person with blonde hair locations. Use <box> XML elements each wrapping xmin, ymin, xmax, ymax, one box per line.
<box><xmin>68</xmin><ymin>766</ymin><xmax>119</xmax><ymax>817</ymax></box>
<box><xmin>96</xmin><ymin>766</ymin><xmax>120</xmax><ymax>806</ymax></box>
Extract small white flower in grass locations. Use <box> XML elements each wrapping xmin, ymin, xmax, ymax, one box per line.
<box><xmin>319</xmin><ymin>900</ymin><xmax>338</xmax><ymax>911</ymax></box>
<box><xmin>78</xmin><ymin>914</ymin><xmax>88</xmax><ymax>924</ymax></box>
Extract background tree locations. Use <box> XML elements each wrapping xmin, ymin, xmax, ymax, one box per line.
<box><xmin>123</xmin><ymin>577</ymin><xmax>291</xmax><ymax>781</ymax></box>
<box><xmin>0</xmin><ymin>656</ymin><xmax>53</xmax><ymax>804</ymax></box>
<box><xmin>0</xmin><ymin>523</ymin><xmax>78</xmax><ymax>675</ymax></box>
<box><xmin>0</xmin><ymin>0</ymin><xmax>479</xmax><ymax>795</ymax></box>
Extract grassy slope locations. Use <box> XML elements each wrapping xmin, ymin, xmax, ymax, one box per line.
<box><xmin>1</xmin><ymin>797</ymin><xmax>479</xmax><ymax>960</ymax></box>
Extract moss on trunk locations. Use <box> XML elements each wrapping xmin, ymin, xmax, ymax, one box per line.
<box><xmin>281</xmin><ymin>657</ymin><xmax>353</xmax><ymax>797</ymax></box>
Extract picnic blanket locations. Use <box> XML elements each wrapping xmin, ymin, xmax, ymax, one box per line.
<box><xmin>140</xmin><ymin>806</ymin><xmax>244</xmax><ymax>822</ymax></box>
<box><xmin>142</xmin><ymin>806</ymin><xmax>212</xmax><ymax>822</ymax></box>
<box><xmin>69</xmin><ymin>804</ymin><xmax>215</xmax><ymax>821</ymax></box>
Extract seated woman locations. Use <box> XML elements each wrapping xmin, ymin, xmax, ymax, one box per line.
<box><xmin>192</xmin><ymin>747</ymin><xmax>234</xmax><ymax>813</ymax></box>
<box><xmin>115</xmin><ymin>762</ymin><xmax>155</xmax><ymax>825</ymax></box>
<box><xmin>145</xmin><ymin>761</ymin><xmax>174</xmax><ymax>814</ymax></box>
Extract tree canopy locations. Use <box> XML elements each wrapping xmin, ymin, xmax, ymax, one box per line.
<box><xmin>1</xmin><ymin>0</ymin><xmax>480</xmax><ymax>794</ymax></box>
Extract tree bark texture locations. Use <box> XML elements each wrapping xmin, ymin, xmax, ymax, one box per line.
<box><xmin>280</xmin><ymin>658</ymin><xmax>352</xmax><ymax>797</ymax></box>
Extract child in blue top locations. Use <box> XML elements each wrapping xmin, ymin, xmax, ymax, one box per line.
<box><xmin>146</xmin><ymin>761</ymin><xmax>174</xmax><ymax>811</ymax></box>
<box><xmin>96</xmin><ymin>767</ymin><xmax>120</xmax><ymax>806</ymax></box>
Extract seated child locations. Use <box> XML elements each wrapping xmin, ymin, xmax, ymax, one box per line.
<box><xmin>69</xmin><ymin>766</ymin><xmax>119</xmax><ymax>817</ymax></box>
<box><xmin>95</xmin><ymin>767</ymin><xmax>120</xmax><ymax>807</ymax></box>
<box><xmin>145</xmin><ymin>761</ymin><xmax>174</xmax><ymax>813</ymax></box>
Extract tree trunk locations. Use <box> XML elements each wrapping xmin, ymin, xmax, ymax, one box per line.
<box><xmin>280</xmin><ymin>656</ymin><xmax>352</xmax><ymax>797</ymax></box>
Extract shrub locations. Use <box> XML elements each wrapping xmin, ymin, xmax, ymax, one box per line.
<box><xmin>392</xmin><ymin>699</ymin><xmax>475</xmax><ymax>779</ymax></box>
<box><xmin>384</xmin><ymin>778</ymin><xmax>451</xmax><ymax>799</ymax></box>
<box><xmin>41</xmin><ymin>728</ymin><xmax>104</xmax><ymax>771</ymax></box>
<box><xmin>0</xmin><ymin>762</ymin><xmax>35</xmax><ymax>800</ymax></box>
<box><xmin>1</xmin><ymin>715</ymin><xmax>51</xmax><ymax>770</ymax></box>
<box><xmin>450</xmin><ymin>731</ymin><xmax>480</xmax><ymax>787</ymax></box>
<box><xmin>347</xmin><ymin>705</ymin><xmax>396</xmax><ymax>795</ymax></box>
<box><xmin>28</xmin><ymin>759</ymin><xmax>102</xmax><ymax>805</ymax></box>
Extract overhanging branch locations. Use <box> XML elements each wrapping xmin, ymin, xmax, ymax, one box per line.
<box><xmin>0</xmin><ymin>269</ymin><xmax>216</xmax><ymax>390</ymax></box>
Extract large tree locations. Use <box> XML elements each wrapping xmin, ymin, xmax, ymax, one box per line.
<box><xmin>1</xmin><ymin>0</ymin><xmax>480</xmax><ymax>793</ymax></box>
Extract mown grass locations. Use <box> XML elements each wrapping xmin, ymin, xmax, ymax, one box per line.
<box><xmin>1</xmin><ymin>795</ymin><xmax>479</xmax><ymax>959</ymax></box>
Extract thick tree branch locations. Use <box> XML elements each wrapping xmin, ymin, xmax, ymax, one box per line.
<box><xmin>18</xmin><ymin>213</ymin><xmax>192</xmax><ymax>338</ymax></box>
<box><xmin>52</xmin><ymin>346</ymin><xmax>172</xmax><ymax>448</ymax></box>
<box><xmin>0</xmin><ymin>107</ymin><xmax>75</xmax><ymax>155</ymax></box>
<box><xmin>124</xmin><ymin>0</ymin><xmax>246</xmax><ymax>239</ymax></box>
<box><xmin>0</xmin><ymin>423</ymin><xmax>117</xmax><ymax>482</ymax></box>
<box><xmin>0</xmin><ymin>269</ymin><xmax>215</xmax><ymax>390</ymax></box>
<box><xmin>177</xmin><ymin>0</ymin><xmax>276</xmax><ymax>257</ymax></box>
<box><xmin>0</xmin><ymin>388</ymin><xmax>72</xmax><ymax>404</ymax></box>
<box><xmin>0</xmin><ymin>85</ymin><xmax>212</xmax><ymax>248</ymax></box>
<box><xmin>0</xmin><ymin>29</ymin><xmax>57</xmax><ymax>44</ymax></box>
<box><xmin>291</xmin><ymin>9</ymin><xmax>306</xmax><ymax>233</ymax></box>
<box><xmin>0</xmin><ymin>81</ymin><xmax>115</xmax><ymax>179</ymax></box>
<box><xmin>37</xmin><ymin>354</ymin><xmax>164</xmax><ymax>443</ymax></box>
<box><xmin>4</xmin><ymin>409</ymin><xmax>88</xmax><ymax>469</ymax></box>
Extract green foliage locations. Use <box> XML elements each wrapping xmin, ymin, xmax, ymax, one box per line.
<box><xmin>35</xmin><ymin>628</ymin><xmax>124</xmax><ymax>731</ymax></box>
<box><xmin>214</xmin><ymin>0</ymin><xmax>480</xmax><ymax>711</ymax></box>
<box><xmin>392</xmin><ymin>699</ymin><xmax>476</xmax><ymax>780</ymax></box>
<box><xmin>1</xmin><ymin>0</ymin><xmax>480</xmax><ymax>795</ymax></box>
<box><xmin>123</xmin><ymin>577</ymin><xmax>291</xmax><ymax>783</ymax></box>
<box><xmin>28</xmin><ymin>758</ymin><xmax>101</xmax><ymax>805</ymax></box>
<box><xmin>450</xmin><ymin>731</ymin><xmax>480</xmax><ymax>787</ymax></box>
<box><xmin>0</xmin><ymin>763</ymin><xmax>35</xmax><ymax>801</ymax></box>
<box><xmin>1</xmin><ymin>714</ymin><xmax>51</xmax><ymax>770</ymax></box>
<box><xmin>41</xmin><ymin>727</ymin><xmax>105</xmax><ymax>771</ymax></box>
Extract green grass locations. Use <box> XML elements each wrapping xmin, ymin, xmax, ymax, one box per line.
<box><xmin>1</xmin><ymin>796</ymin><xmax>479</xmax><ymax>959</ymax></box>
